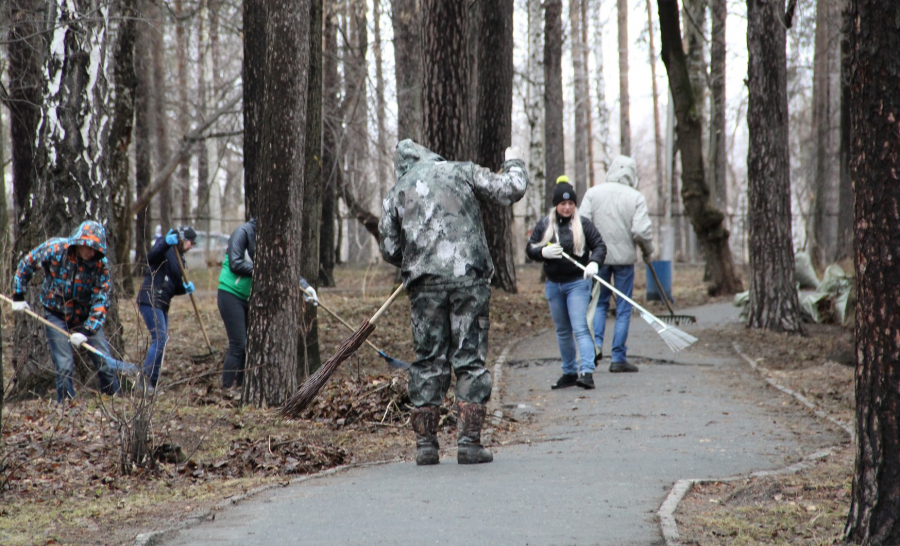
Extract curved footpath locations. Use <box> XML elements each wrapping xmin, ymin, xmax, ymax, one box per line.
<box><xmin>143</xmin><ymin>302</ymin><xmax>846</xmax><ymax>546</ymax></box>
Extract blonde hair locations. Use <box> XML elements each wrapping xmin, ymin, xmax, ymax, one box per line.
<box><xmin>531</xmin><ymin>206</ymin><xmax>586</xmax><ymax>257</ymax></box>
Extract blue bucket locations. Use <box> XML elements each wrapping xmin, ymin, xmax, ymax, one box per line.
<box><xmin>646</xmin><ymin>260</ymin><xmax>674</xmax><ymax>303</ymax></box>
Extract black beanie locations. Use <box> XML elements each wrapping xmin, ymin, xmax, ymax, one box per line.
<box><xmin>178</xmin><ymin>226</ymin><xmax>197</xmax><ymax>243</ymax></box>
<box><xmin>552</xmin><ymin>180</ymin><xmax>577</xmax><ymax>206</ymax></box>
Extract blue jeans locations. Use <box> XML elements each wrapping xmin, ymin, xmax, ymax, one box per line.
<box><xmin>545</xmin><ymin>278</ymin><xmax>596</xmax><ymax>375</ymax></box>
<box><xmin>44</xmin><ymin>312</ymin><xmax>120</xmax><ymax>403</ymax></box>
<box><xmin>139</xmin><ymin>305</ymin><xmax>168</xmax><ymax>387</ymax></box>
<box><xmin>592</xmin><ymin>264</ymin><xmax>635</xmax><ymax>363</ymax></box>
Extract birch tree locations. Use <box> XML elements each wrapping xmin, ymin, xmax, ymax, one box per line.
<box><xmin>525</xmin><ymin>0</ymin><xmax>545</xmax><ymax>227</ymax></box>
<box><xmin>570</xmin><ymin>0</ymin><xmax>588</xmax><ymax>196</ymax></box>
<box><xmin>617</xmin><ymin>0</ymin><xmax>631</xmax><ymax>155</ymax></box>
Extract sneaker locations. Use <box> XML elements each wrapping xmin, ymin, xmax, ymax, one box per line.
<box><xmin>551</xmin><ymin>373</ymin><xmax>578</xmax><ymax>389</ymax></box>
<box><xmin>594</xmin><ymin>350</ymin><xmax>603</xmax><ymax>366</ymax></box>
<box><xmin>576</xmin><ymin>373</ymin><xmax>595</xmax><ymax>389</ymax></box>
<box><xmin>609</xmin><ymin>361</ymin><xmax>639</xmax><ymax>373</ymax></box>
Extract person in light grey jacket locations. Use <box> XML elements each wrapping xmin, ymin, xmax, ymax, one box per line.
<box><xmin>580</xmin><ymin>155</ymin><xmax>654</xmax><ymax>372</ymax></box>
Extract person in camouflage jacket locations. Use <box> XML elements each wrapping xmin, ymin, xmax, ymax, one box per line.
<box><xmin>12</xmin><ymin>221</ymin><xmax>120</xmax><ymax>402</ymax></box>
<box><xmin>379</xmin><ymin>139</ymin><xmax>528</xmax><ymax>465</ymax></box>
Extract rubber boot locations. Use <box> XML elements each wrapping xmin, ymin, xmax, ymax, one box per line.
<box><xmin>456</xmin><ymin>401</ymin><xmax>493</xmax><ymax>464</ymax></box>
<box><xmin>410</xmin><ymin>406</ymin><xmax>440</xmax><ymax>465</ymax></box>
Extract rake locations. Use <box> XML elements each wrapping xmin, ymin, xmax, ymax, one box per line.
<box><xmin>174</xmin><ymin>247</ymin><xmax>217</xmax><ymax>362</ymax></box>
<box><xmin>0</xmin><ymin>293</ymin><xmax>141</xmax><ymax>376</ymax></box>
<box><xmin>301</xmin><ymin>286</ymin><xmax>410</xmax><ymax>370</ymax></box>
<box><xmin>561</xmin><ymin>253</ymin><xmax>698</xmax><ymax>353</ymax></box>
<box><xmin>646</xmin><ymin>261</ymin><xmax>697</xmax><ymax>326</ymax></box>
<box><xmin>281</xmin><ymin>284</ymin><xmax>405</xmax><ymax>418</ymax></box>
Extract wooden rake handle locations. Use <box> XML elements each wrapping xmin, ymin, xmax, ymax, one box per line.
<box><xmin>173</xmin><ymin>246</ymin><xmax>214</xmax><ymax>354</ymax></box>
<box><xmin>371</xmin><ymin>285</ymin><xmax>405</xmax><ymax>324</ymax></box>
<box><xmin>0</xmin><ymin>293</ymin><xmax>108</xmax><ymax>360</ymax></box>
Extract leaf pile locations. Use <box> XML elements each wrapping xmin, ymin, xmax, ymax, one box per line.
<box><xmin>202</xmin><ymin>436</ymin><xmax>349</xmax><ymax>478</ymax></box>
<box><xmin>299</xmin><ymin>374</ymin><xmax>412</xmax><ymax>426</ymax></box>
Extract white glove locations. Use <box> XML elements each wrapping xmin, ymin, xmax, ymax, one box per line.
<box><xmin>504</xmin><ymin>146</ymin><xmax>524</xmax><ymax>163</ymax></box>
<box><xmin>583</xmin><ymin>261</ymin><xmax>599</xmax><ymax>280</ymax></box>
<box><xmin>541</xmin><ymin>244</ymin><xmax>563</xmax><ymax>260</ymax></box>
<box><xmin>11</xmin><ymin>300</ymin><xmax>31</xmax><ymax>313</ymax></box>
<box><xmin>70</xmin><ymin>333</ymin><xmax>88</xmax><ymax>348</ymax></box>
<box><xmin>302</xmin><ymin>286</ymin><xmax>319</xmax><ymax>306</ymax></box>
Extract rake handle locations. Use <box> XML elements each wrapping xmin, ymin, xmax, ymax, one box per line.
<box><xmin>173</xmin><ymin>246</ymin><xmax>214</xmax><ymax>354</ymax></box>
<box><xmin>0</xmin><ymin>293</ymin><xmax>108</xmax><ymax>359</ymax></box>
<box><xmin>371</xmin><ymin>285</ymin><xmax>405</xmax><ymax>324</ymax></box>
<box><xmin>300</xmin><ymin>286</ymin><xmax>385</xmax><ymax>355</ymax></box>
<box><xmin>560</xmin><ymin>252</ymin><xmax>668</xmax><ymax>329</ymax></box>
<box><xmin>646</xmin><ymin>261</ymin><xmax>677</xmax><ymax>316</ymax></box>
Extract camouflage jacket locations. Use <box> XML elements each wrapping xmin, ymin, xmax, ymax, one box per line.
<box><xmin>379</xmin><ymin>140</ymin><xmax>528</xmax><ymax>289</ymax></box>
<box><xmin>13</xmin><ymin>221</ymin><xmax>111</xmax><ymax>334</ymax></box>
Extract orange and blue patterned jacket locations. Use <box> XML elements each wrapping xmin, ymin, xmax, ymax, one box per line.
<box><xmin>13</xmin><ymin>221</ymin><xmax>110</xmax><ymax>334</ymax></box>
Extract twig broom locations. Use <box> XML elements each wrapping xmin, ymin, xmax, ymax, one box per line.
<box><xmin>281</xmin><ymin>285</ymin><xmax>405</xmax><ymax>418</ymax></box>
<box><xmin>561</xmin><ymin>252</ymin><xmax>698</xmax><ymax>353</ymax></box>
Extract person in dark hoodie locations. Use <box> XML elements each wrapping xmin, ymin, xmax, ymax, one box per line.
<box><xmin>379</xmin><ymin>139</ymin><xmax>528</xmax><ymax>465</ymax></box>
<box><xmin>135</xmin><ymin>226</ymin><xmax>198</xmax><ymax>393</ymax></box>
<box><xmin>217</xmin><ymin>218</ymin><xmax>318</xmax><ymax>391</ymax></box>
<box><xmin>11</xmin><ymin>221</ymin><xmax>121</xmax><ymax>402</ymax></box>
<box><xmin>526</xmin><ymin>176</ymin><xmax>607</xmax><ymax>390</ymax></box>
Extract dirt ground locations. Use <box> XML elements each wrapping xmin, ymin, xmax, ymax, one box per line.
<box><xmin>0</xmin><ymin>262</ymin><xmax>856</xmax><ymax>545</ymax></box>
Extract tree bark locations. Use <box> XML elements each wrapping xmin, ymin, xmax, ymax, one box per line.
<box><xmin>657</xmin><ymin>0</ymin><xmax>742</xmax><ymax>296</ymax></box>
<box><xmin>150</xmin><ymin>0</ymin><xmax>172</xmax><ymax>229</ymax></box>
<box><xmin>570</xmin><ymin>0</ymin><xmax>588</xmax><ymax>196</ymax></box>
<box><xmin>343</xmin><ymin>1</ymin><xmax>371</xmax><ymax>265</ymax></box>
<box><xmin>242</xmin><ymin>0</ymin><xmax>265</xmax><ymax>219</ymax></box>
<box><xmin>196</xmin><ymin>0</ymin><xmax>211</xmax><ymax>237</ymax></box>
<box><xmin>835</xmin><ymin>2</ymin><xmax>852</xmax><ymax>262</ymax></box>
<box><xmin>244</xmin><ymin>0</ymin><xmax>310</xmax><ymax>408</ymax></box>
<box><xmin>319</xmin><ymin>8</ymin><xmax>339</xmax><ymax>287</ymax></box>
<box><xmin>174</xmin><ymin>0</ymin><xmax>192</xmax><ymax>222</ymax></box>
<box><xmin>422</xmin><ymin>0</ymin><xmax>468</xmax><ymax>161</ymax></box>
<box><xmin>845</xmin><ymin>2</ymin><xmax>900</xmax><ymax>541</ymax></box>
<box><xmin>524</xmin><ymin>0</ymin><xmax>545</xmax><ymax>228</ymax></box>
<box><xmin>645</xmin><ymin>0</ymin><xmax>666</xmax><ymax>227</ymax></box>
<box><xmin>708</xmin><ymin>0</ymin><xmax>727</xmax><ymax>215</ymax></box>
<box><xmin>475</xmin><ymin>0</ymin><xmax>516</xmax><ymax>293</ymax></box>
<box><xmin>617</xmin><ymin>0</ymin><xmax>631</xmax><ymax>155</ymax></box>
<box><xmin>543</xmin><ymin>0</ymin><xmax>565</xmax><ymax>207</ymax></box>
<box><xmin>391</xmin><ymin>0</ymin><xmax>423</xmax><ymax>142</ymax></box>
<box><xmin>591</xmin><ymin>0</ymin><xmax>610</xmax><ymax>173</ymax></box>
<box><xmin>745</xmin><ymin>0</ymin><xmax>803</xmax><ymax>333</ymax></box>
<box><xmin>133</xmin><ymin>7</ymin><xmax>153</xmax><ymax>277</ymax></box>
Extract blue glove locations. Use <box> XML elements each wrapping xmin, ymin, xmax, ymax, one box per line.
<box><xmin>165</xmin><ymin>229</ymin><xmax>179</xmax><ymax>246</ymax></box>
<box><xmin>183</xmin><ymin>281</ymin><xmax>195</xmax><ymax>294</ymax></box>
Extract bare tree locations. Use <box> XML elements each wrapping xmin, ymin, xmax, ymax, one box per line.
<box><xmin>422</xmin><ymin>0</ymin><xmax>468</xmax><ymax>161</ymax></box>
<box><xmin>570</xmin><ymin>0</ymin><xmax>588</xmax><ymax>196</ymax></box>
<box><xmin>391</xmin><ymin>0</ymin><xmax>423</xmax><ymax>142</ymax></box>
<box><xmin>343</xmin><ymin>0</ymin><xmax>371</xmax><ymax>265</ymax></box>
<box><xmin>617</xmin><ymin>0</ymin><xmax>631</xmax><ymax>155</ymax></box>
<box><xmin>319</xmin><ymin>7</ymin><xmax>340</xmax><ymax>287</ymax></box>
<box><xmin>645</xmin><ymin>0</ymin><xmax>666</xmax><ymax>232</ymax></box>
<box><xmin>845</xmin><ymin>1</ymin><xmax>900</xmax><ymax>541</ymax></box>
<box><xmin>174</xmin><ymin>0</ymin><xmax>192</xmax><ymax>221</ymax></box>
<box><xmin>708</xmin><ymin>0</ymin><xmax>727</xmax><ymax>214</ymax></box>
<box><xmin>150</xmin><ymin>0</ymin><xmax>172</xmax><ymax>229</ymax></box>
<box><xmin>543</xmin><ymin>0</ymin><xmax>565</xmax><ymax>206</ymax></box>
<box><xmin>591</xmin><ymin>0</ymin><xmax>610</xmax><ymax>172</ymax></box>
<box><xmin>524</xmin><ymin>0</ymin><xmax>545</xmax><ymax>227</ymax></box>
<box><xmin>244</xmin><ymin>0</ymin><xmax>310</xmax><ymax>407</ymax></box>
<box><xmin>133</xmin><ymin>4</ymin><xmax>154</xmax><ymax>276</ymax></box>
<box><xmin>835</xmin><ymin>4</ymin><xmax>852</xmax><ymax>262</ymax></box>
<box><xmin>196</xmin><ymin>0</ymin><xmax>212</xmax><ymax>237</ymax></box>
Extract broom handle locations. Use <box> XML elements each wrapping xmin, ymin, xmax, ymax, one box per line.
<box><xmin>370</xmin><ymin>285</ymin><xmax>405</xmax><ymax>324</ymax></box>
<box><xmin>300</xmin><ymin>286</ymin><xmax>386</xmax><ymax>354</ymax></box>
<box><xmin>646</xmin><ymin>261</ymin><xmax>677</xmax><ymax>315</ymax></box>
<box><xmin>173</xmin><ymin>246</ymin><xmax>214</xmax><ymax>353</ymax></box>
<box><xmin>0</xmin><ymin>293</ymin><xmax>109</xmax><ymax>359</ymax></box>
<box><xmin>560</xmin><ymin>252</ymin><xmax>668</xmax><ymax>329</ymax></box>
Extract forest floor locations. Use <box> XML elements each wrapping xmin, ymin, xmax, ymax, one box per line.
<box><xmin>0</xmin><ymin>261</ymin><xmax>855</xmax><ymax>545</ymax></box>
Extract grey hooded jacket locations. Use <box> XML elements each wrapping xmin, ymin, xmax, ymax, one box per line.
<box><xmin>379</xmin><ymin>140</ymin><xmax>528</xmax><ymax>288</ymax></box>
<box><xmin>580</xmin><ymin>155</ymin><xmax>654</xmax><ymax>265</ymax></box>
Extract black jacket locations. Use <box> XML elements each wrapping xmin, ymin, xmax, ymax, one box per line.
<box><xmin>136</xmin><ymin>237</ymin><xmax>188</xmax><ymax>313</ymax></box>
<box><xmin>226</xmin><ymin>218</ymin><xmax>256</xmax><ymax>277</ymax></box>
<box><xmin>526</xmin><ymin>215</ymin><xmax>607</xmax><ymax>283</ymax></box>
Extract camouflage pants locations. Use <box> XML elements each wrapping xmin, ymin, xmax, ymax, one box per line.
<box><xmin>408</xmin><ymin>283</ymin><xmax>492</xmax><ymax>407</ymax></box>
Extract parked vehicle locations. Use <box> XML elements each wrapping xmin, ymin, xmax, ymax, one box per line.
<box><xmin>184</xmin><ymin>231</ymin><xmax>230</xmax><ymax>270</ymax></box>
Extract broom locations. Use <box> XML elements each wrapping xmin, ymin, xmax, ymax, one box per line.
<box><xmin>281</xmin><ymin>284</ymin><xmax>405</xmax><ymax>418</ymax></box>
<box><xmin>561</xmin><ymin>252</ymin><xmax>698</xmax><ymax>353</ymax></box>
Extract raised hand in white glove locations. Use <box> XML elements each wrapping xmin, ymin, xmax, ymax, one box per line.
<box><xmin>11</xmin><ymin>300</ymin><xmax>31</xmax><ymax>313</ymax></box>
<box><xmin>302</xmin><ymin>286</ymin><xmax>319</xmax><ymax>306</ymax></box>
<box><xmin>70</xmin><ymin>333</ymin><xmax>88</xmax><ymax>348</ymax></box>
<box><xmin>583</xmin><ymin>261</ymin><xmax>599</xmax><ymax>280</ymax></box>
<box><xmin>504</xmin><ymin>146</ymin><xmax>524</xmax><ymax>163</ymax></box>
<box><xmin>542</xmin><ymin>243</ymin><xmax>564</xmax><ymax>260</ymax></box>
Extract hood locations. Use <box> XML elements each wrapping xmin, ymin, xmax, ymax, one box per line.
<box><xmin>605</xmin><ymin>155</ymin><xmax>638</xmax><ymax>188</ymax></box>
<box><xmin>394</xmin><ymin>139</ymin><xmax>445</xmax><ymax>180</ymax></box>
<box><xmin>69</xmin><ymin>220</ymin><xmax>107</xmax><ymax>257</ymax></box>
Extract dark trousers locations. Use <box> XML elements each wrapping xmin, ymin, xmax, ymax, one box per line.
<box><xmin>217</xmin><ymin>289</ymin><xmax>248</xmax><ymax>388</ymax></box>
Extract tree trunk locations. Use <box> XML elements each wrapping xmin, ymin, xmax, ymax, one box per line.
<box><xmin>617</xmin><ymin>0</ymin><xmax>631</xmax><ymax>155</ymax></box>
<box><xmin>657</xmin><ymin>0</ymin><xmax>742</xmax><ymax>296</ymax></box>
<box><xmin>475</xmin><ymin>0</ymin><xmax>516</xmax><ymax>293</ymax></box>
<box><xmin>525</xmin><ymin>0</ymin><xmax>545</xmax><ymax>228</ymax></box>
<box><xmin>299</xmin><ymin>0</ymin><xmax>324</xmax><ymax>378</ymax></box>
<box><xmin>708</xmin><ymin>0</ymin><xmax>727</xmax><ymax>215</ymax></box>
<box><xmin>745</xmin><ymin>0</ymin><xmax>802</xmax><ymax>333</ymax></box>
<box><xmin>835</xmin><ymin>2</ymin><xmax>852</xmax><ymax>262</ymax></box>
<box><xmin>374</xmin><ymin>0</ymin><xmax>389</xmax><ymax>197</ymax></box>
<box><xmin>391</xmin><ymin>0</ymin><xmax>423</xmax><ymax>143</ymax></box>
<box><xmin>845</xmin><ymin>1</ymin><xmax>900</xmax><ymax>542</ymax></box>
<box><xmin>108</xmin><ymin>0</ymin><xmax>138</xmax><ymax>297</ymax></box>
<box><xmin>570</xmin><ymin>0</ymin><xmax>587</xmax><ymax>196</ymax></box>
<box><xmin>244</xmin><ymin>0</ymin><xmax>310</xmax><ymax>408</ymax></box>
<box><xmin>319</xmin><ymin>8</ymin><xmax>339</xmax><ymax>287</ymax></box>
<box><xmin>343</xmin><ymin>1</ymin><xmax>371</xmax><ymax>265</ymax></box>
<box><xmin>150</xmin><ymin>0</ymin><xmax>172</xmax><ymax>230</ymax></box>
<box><xmin>196</xmin><ymin>0</ymin><xmax>211</xmax><ymax>238</ymax></box>
<box><xmin>133</xmin><ymin>8</ymin><xmax>153</xmax><ymax>277</ymax></box>
<box><xmin>174</xmin><ymin>0</ymin><xmax>192</xmax><ymax>222</ymax></box>
<box><xmin>591</xmin><ymin>0</ymin><xmax>610</xmax><ymax>173</ymax></box>
<box><xmin>645</xmin><ymin>0</ymin><xmax>666</xmax><ymax>229</ymax></box>
<box><xmin>580</xmin><ymin>0</ymin><xmax>595</xmax><ymax>187</ymax></box>
<box><xmin>422</xmin><ymin>0</ymin><xmax>468</xmax><ymax>161</ymax></box>
<box><xmin>543</xmin><ymin>0</ymin><xmax>565</xmax><ymax>207</ymax></box>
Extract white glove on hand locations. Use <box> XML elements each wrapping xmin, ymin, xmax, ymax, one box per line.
<box><xmin>504</xmin><ymin>146</ymin><xmax>524</xmax><ymax>163</ymax></box>
<box><xmin>11</xmin><ymin>300</ymin><xmax>31</xmax><ymax>313</ymax></box>
<box><xmin>583</xmin><ymin>261</ymin><xmax>599</xmax><ymax>280</ymax></box>
<box><xmin>302</xmin><ymin>286</ymin><xmax>319</xmax><ymax>306</ymax></box>
<box><xmin>541</xmin><ymin>244</ymin><xmax>564</xmax><ymax>260</ymax></box>
<box><xmin>69</xmin><ymin>333</ymin><xmax>88</xmax><ymax>348</ymax></box>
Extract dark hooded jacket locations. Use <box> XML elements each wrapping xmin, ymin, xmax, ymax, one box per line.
<box><xmin>13</xmin><ymin>221</ymin><xmax>110</xmax><ymax>334</ymax></box>
<box><xmin>136</xmin><ymin>237</ymin><xmax>188</xmax><ymax>313</ymax></box>
<box><xmin>378</xmin><ymin>140</ymin><xmax>528</xmax><ymax>289</ymax></box>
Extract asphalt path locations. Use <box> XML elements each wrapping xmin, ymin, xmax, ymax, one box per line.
<box><xmin>152</xmin><ymin>302</ymin><xmax>843</xmax><ymax>546</ymax></box>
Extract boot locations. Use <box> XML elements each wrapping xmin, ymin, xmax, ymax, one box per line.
<box><xmin>456</xmin><ymin>401</ymin><xmax>493</xmax><ymax>464</ymax></box>
<box><xmin>410</xmin><ymin>406</ymin><xmax>440</xmax><ymax>465</ymax></box>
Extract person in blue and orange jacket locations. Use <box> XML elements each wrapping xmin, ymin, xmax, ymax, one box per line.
<box><xmin>11</xmin><ymin>220</ymin><xmax>121</xmax><ymax>402</ymax></box>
